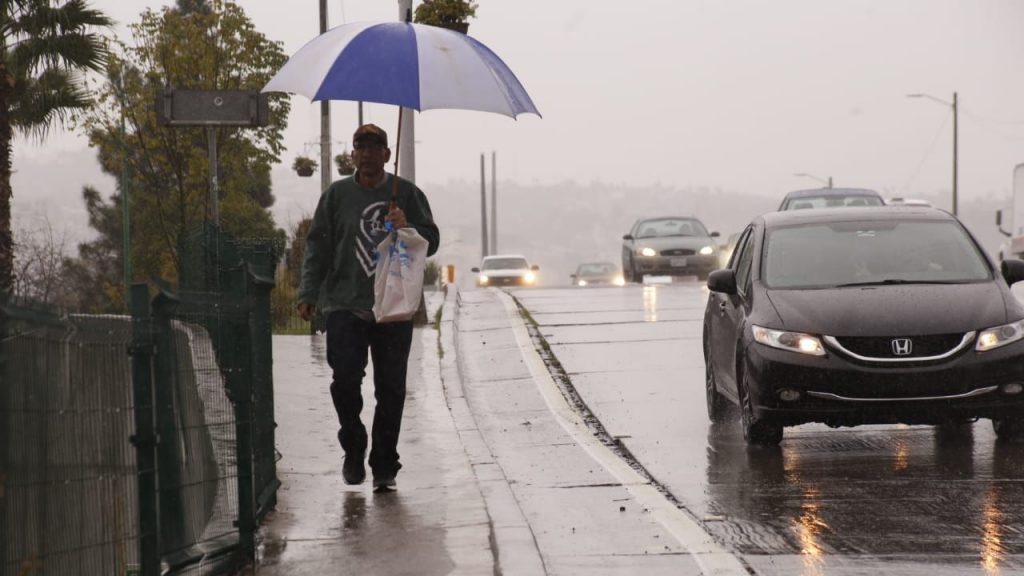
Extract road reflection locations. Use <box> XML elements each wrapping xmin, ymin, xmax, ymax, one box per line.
<box><xmin>642</xmin><ymin>285</ymin><xmax>658</xmax><ymax>322</ymax></box>
<box><xmin>703</xmin><ymin>422</ymin><xmax>1024</xmax><ymax>574</ymax></box>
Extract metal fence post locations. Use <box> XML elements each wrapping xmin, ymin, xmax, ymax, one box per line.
<box><xmin>225</xmin><ymin>266</ymin><xmax>256</xmax><ymax>559</ymax></box>
<box><xmin>151</xmin><ymin>288</ymin><xmax>188</xmax><ymax>559</ymax></box>
<box><xmin>248</xmin><ymin>266</ymin><xmax>279</xmax><ymax>517</ymax></box>
<box><xmin>129</xmin><ymin>283</ymin><xmax>161</xmax><ymax>576</ymax></box>
<box><xmin>0</xmin><ymin>297</ymin><xmax>8</xmax><ymax>571</ymax></box>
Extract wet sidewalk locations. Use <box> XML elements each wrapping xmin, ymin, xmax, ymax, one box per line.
<box><xmin>254</xmin><ymin>291</ymin><xmax>493</xmax><ymax>575</ymax></box>
<box><xmin>252</xmin><ymin>288</ymin><xmax>707</xmax><ymax>575</ymax></box>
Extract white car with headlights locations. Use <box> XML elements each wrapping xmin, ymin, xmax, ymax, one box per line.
<box><xmin>621</xmin><ymin>217</ymin><xmax>721</xmax><ymax>282</ymax></box>
<box><xmin>472</xmin><ymin>255</ymin><xmax>539</xmax><ymax>287</ymax></box>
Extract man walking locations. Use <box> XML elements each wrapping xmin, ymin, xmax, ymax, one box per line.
<box><xmin>297</xmin><ymin>124</ymin><xmax>439</xmax><ymax>491</ymax></box>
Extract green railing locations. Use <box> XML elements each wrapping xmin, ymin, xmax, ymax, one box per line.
<box><xmin>2</xmin><ymin>224</ymin><xmax>280</xmax><ymax>576</ymax></box>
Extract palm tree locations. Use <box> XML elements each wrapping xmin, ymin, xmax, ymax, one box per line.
<box><xmin>0</xmin><ymin>0</ymin><xmax>111</xmax><ymax>293</ymax></box>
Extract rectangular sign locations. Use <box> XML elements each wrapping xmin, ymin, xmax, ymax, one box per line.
<box><xmin>156</xmin><ymin>89</ymin><xmax>269</xmax><ymax>127</ymax></box>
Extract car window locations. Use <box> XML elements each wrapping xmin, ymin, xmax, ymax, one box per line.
<box><xmin>634</xmin><ymin>218</ymin><xmax>709</xmax><ymax>238</ymax></box>
<box><xmin>580</xmin><ymin>263</ymin><xmax>613</xmax><ymax>275</ymax></box>
<box><xmin>734</xmin><ymin>228</ymin><xmax>755</xmax><ymax>297</ymax></box>
<box><xmin>763</xmin><ymin>220</ymin><xmax>992</xmax><ymax>289</ymax></box>
<box><xmin>781</xmin><ymin>195</ymin><xmax>884</xmax><ymax>210</ymax></box>
<box><xmin>483</xmin><ymin>257</ymin><xmax>529</xmax><ymax>270</ymax></box>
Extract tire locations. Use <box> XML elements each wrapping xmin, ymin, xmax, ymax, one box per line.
<box><xmin>704</xmin><ymin>347</ymin><xmax>729</xmax><ymax>423</ymax></box>
<box><xmin>992</xmin><ymin>418</ymin><xmax>1024</xmax><ymax>442</ymax></box>
<box><xmin>622</xmin><ymin>258</ymin><xmax>633</xmax><ymax>283</ymax></box>
<box><xmin>739</xmin><ymin>373</ymin><xmax>782</xmax><ymax>446</ymax></box>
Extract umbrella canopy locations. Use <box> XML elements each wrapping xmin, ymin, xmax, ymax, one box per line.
<box><xmin>262</xmin><ymin>21</ymin><xmax>540</xmax><ymax>119</ymax></box>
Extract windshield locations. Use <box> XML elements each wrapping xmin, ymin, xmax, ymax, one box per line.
<box><xmin>634</xmin><ymin>218</ymin><xmax>709</xmax><ymax>238</ymax></box>
<box><xmin>482</xmin><ymin>257</ymin><xmax>529</xmax><ymax>270</ymax></box>
<box><xmin>782</xmin><ymin>196</ymin><xmax>884</xmax><ymax>210</ymax></box>
<box><xmin>579</xmin><ymin>263</ymin><xmax>615</xmax><ymax>275</ymax></box>
<box><xmin>763</xmin><ymin>220</ymin><xmax>991</xmax><ymax>289</ymax></box>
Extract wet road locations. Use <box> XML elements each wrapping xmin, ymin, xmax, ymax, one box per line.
<box><xmin>508</xmin><ymin>283</ymin><xmax>1024</xmax><ymax>576</ymax></box>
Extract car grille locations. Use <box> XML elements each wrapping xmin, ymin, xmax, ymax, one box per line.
<box><xmin>488</xmin><ymin>276</ymin><xmax>522</xmax><ymax>286</ymax></box>
<box><xmin>830</xmin><ymin>333</ymin><xmax>969</xmax><ymax>361</ymax></box>
<box><xmin>661</xmin><ymin>248</ymin><xmax>695</xmax><ymax>256</ymax></box>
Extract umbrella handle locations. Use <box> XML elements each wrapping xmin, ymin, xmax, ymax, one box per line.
<box><xmin>391</xmin><ymin>106</ymin><xmax>403</xmax><ymax>205</ymax></box>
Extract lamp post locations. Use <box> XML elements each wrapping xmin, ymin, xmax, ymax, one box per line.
<box><xmin>794</xmin><ymin>172</ymin><xmax>833</xmax><ymax>189</ymax></box>
<box><xmin>907</xmin><ymin>91</ymin><xmax>958</xmax><ymax>216</ymax></box>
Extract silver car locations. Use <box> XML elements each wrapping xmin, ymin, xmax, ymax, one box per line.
<box><xmin>621</xmin><ymin>217</ymin><xmax>720</xmax><ymax>282</ymax></box>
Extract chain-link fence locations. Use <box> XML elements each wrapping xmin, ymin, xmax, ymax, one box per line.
<box><xmin>1</xmin><ymin>300</ymin><xmax>142</xmax><ymax>576</ymax></box>
<box><xmin>1</xmin><ymin>225</ymin><xmax>280</xmax><ymax>576</ymax></box>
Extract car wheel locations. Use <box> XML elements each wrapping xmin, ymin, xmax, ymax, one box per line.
<box><xmin>992</xmin><ymin>418</ymin><xmax>1024</xmax><ymax>442</ymax></box>
<box><xmin>704</xmin><ymin>341</ymin><xmax>729</xmax><ymax>423</ymax></box>
<box><xmin>739</xmin><ymin>372</ymin><xmax>782</xmax><ymax>446</ymax></box>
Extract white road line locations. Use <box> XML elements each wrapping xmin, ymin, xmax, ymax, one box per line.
<box><xmin>496</xmin><ymin>290</ymin><xmax>749</xmax><ymax>576</ymax></box>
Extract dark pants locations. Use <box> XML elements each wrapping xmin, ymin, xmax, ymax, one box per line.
<box><xmin>326</xmin><ymin>310</ymin><xmax>414</xmax><ymax>477</ymax></box>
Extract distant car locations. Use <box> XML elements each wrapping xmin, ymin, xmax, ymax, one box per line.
<box><xmin>778</xmin><ymin>187</ymin><xmax>884</xmax><ymax>211</ymax></box>
<box><xmin>887</xmin><ymin>197</ymin><xmax>933</xmax><ymax>207</ymax></box>
<box><xmin>472</xmin><ymin>255</ymin><xmax>539</xmax><ymax>287</ymax></box>
<box><xmin>571</xmin><ymin>262</ymin><xmax>625</xmax><ymax>287</ymax></box>
<box><xmin>718</xmin><ymin>232</ymin><xmax>742</xmax><ymax>268</ymax></box>
<box><xmin>621</xmin><ymin>217</ymin><xmax>720</xmax><ymax>282</ymax></box>
<box><xmin>704</xmin><ymin>206</ymin><xmax>1024</xmax><ymax>445</ymax></box>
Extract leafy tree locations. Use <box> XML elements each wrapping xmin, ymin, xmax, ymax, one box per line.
<box><xmin>413</xmin><ymin>0</ymin><xmax>477</xmax><ymax>28</ymax></box>
<box><xmin>0</xmin><ymin>0</ymin><xmax>112</xmax><ymax>293</ymax></box>
<box><xmin>72</xmin><ymin>0</ymin><xmax>289</xmax><ymax>300</ymax></box>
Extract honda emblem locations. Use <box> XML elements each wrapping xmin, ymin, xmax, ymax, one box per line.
<box><xmin>892</xmin><ymin>338</ymin><xmax>913</xmax><ymax>356</ymax></box>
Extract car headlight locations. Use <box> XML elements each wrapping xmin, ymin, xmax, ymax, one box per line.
<box><xmin>752</xmin><ymin>325</ymin><xmax>825</xmax><ymax>356</ymax></box>
<box><xmin>640</xmin><ymin>247</ymin><xmax>657</xmax><ymax>257</ymax></box>
<box><xmin>977</xmin><ymin>319</ymin><xmax>1024</xmax><ymax>352</ymax></box>
<box><xmin>613</xmin><ymin>275</ymin><xmax>625</xmax><ymax>286</ymax></box>
<box><xmin>699</xmin><ymin>245</ymin><xmax>714</xmax><ymax>256</ymax></box>
<box><xmin>479</xmin><ymin>275</ymin><xmax>489</xmax><ymax>284</ymax></box>
<box><xmin>577</xmin><ymin>279</ymin><xmax>588</xmax><ymax>287</ymax></box>
<box><xmin>524</xmin><ymin>271</ymin><xmax>536</xmax><ymax>284</ymax></box>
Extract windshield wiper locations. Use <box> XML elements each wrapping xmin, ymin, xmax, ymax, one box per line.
<box><xmin>834</xmin><ymin>279</ymin><xmax>971</xmax><ymax>287</ymax></box>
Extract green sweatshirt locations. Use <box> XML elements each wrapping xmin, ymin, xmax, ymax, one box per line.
<box><xmin>298</xmin><ymin>173</ymin><xmax>439</xmax><ymax>312</ymax></box>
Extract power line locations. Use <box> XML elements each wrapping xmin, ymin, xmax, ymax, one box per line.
<box><xmin>905</xmin><ymin>112</ymin><xmax>950</xmax><ymax>192</ymax></box>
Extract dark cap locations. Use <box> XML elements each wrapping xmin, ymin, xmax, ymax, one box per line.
<box><xmin>353</xmin><ymin>123</ymin><xmax>388</xmax><ymax>147</ymax></box>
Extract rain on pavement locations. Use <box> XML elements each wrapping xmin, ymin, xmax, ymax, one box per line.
<box><xmin>507</xmin><ymin>282</ymin><xmax>1024</xmax><ymax>576</ymax></box>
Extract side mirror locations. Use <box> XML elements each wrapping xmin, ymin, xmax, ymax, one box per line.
<box><xmin>531</xmin><ymin>265</ymin><xmax>540</xmax><ymax>271</ymax></box>
<box><xmin>622</xmin><ymin>234</ymin><xmax>633</xmax><ymax>240</ymax></box>
<box><xmin>570</xmin><ymin>274</ymin><xmax>577</xmax><ymax>280</ymax></box>
<box><xmin>707</xmin><ymin>269</ymin><xmax>737</xmax><ymax>295</ymax></box>
<box><xmin>471</xmin><ymin>267</ymin><xmax>480</xmax><ymax>273</ymax></box>
<box><xmin>997</xmin><ymin>209</ymin><xmax>1012</xmax><ymax>238</ymax></box>
<box><xmin>1001</xmin><ymin>259</ymin><xmax>1024</xmax><ymax>285</ymax></box>
<box><xmin>710</xmin><ymin>231</ymin><xmax>720</xmax><ymax>238</ymax></box>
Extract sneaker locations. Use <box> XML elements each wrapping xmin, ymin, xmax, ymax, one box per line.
<box><xmin>372</xmin><ymin>474</ymin><xmax>396</xmax><ymax>492</ymax></box>
<box><xmin>342</xmin><ymin>452</ymin><xmax>366</xmax><ymax>485</ymax></box>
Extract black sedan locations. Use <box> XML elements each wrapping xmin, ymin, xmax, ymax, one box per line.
<box><xmin>703</xmin><ymin>207</ymin><xmax>1024</xmax><ymax>445</ymax></box>
<box><xmin>621</xmin><ymin>216</ymin><xmax>720</xmax><ymax>282</ymax></box>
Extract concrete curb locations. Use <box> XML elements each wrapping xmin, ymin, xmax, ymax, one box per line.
<box><xmin>437</xmin><ymin>287</ymin><xmax>548</xmax><ymax>576</ymax></box>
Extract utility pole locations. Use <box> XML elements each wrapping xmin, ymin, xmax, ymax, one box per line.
<box><xmin>398</xmin><ymin>0</ymin><xmax>416</xmax><ymax>183</ymax></box>
<box><xmin>491</xmin><ymin>151</ymin><xmax>497</xmax><ymax>254</ymax></box>
<box><xmin>319</xmin><ymin>0</ymin><xmax>332</xmax><ymax>192</ymax></box>
<box><xmin>480</xmin><ymin>154</ymin><xmax>489</xmax><ymax>258</ymax></box>
<box><xmin>907</xmin><ymin>91</ymin><xmax>959</xmax><ymax>216</ymax></box>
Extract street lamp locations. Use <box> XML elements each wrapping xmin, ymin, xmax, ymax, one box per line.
<box><xmin>907</xmin><ymin>91</ymin><xmax>958</xmax><ymax>216</ymax></box>
<box><xmin>794</xmin><ymin>172</ymin><xmax>833</xmax><ymax>189</ymax></box>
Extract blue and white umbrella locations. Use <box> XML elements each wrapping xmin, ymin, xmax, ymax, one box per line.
<box><xmin>263</xmin><ymin>21</ymin><xmax>540</xmax><ymax>119</ymax></box>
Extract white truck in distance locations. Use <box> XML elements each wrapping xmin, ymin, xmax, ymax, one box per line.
<box><xmin>997</xmin><ymin>163</ymin><xmax>1024</xmax><ymax>261</ymax></box>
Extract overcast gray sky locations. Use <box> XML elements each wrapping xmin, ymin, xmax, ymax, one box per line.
<box><xmin>12</xmin><ymin>0</ymin><xmax>1024</xmax><ymax>236</ymax></box>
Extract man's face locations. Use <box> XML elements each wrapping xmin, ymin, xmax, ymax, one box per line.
<box><xmin>353</xmin><ymin>140</ymin><xmax>390</xmax><ymax>174</ymax></box>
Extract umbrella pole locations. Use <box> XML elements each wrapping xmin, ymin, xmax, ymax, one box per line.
<box><xmin>391</xmin><ymin>106</ymin><xmax>403</xmax><ymax>207</ymax></box>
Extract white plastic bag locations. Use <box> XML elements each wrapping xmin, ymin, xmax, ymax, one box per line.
<box><xmin>373</xmin><ymin>228</ymin><xmax>428</xmax><ymax>323</ymax></box>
